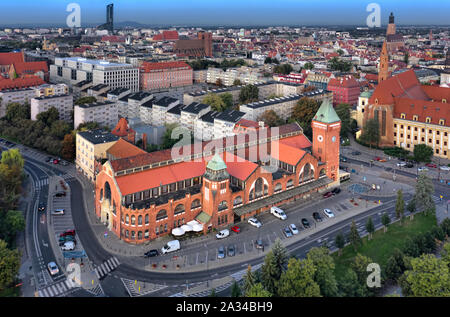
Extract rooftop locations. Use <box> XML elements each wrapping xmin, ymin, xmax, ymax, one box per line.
<box><xmin>77</xmin><ymin>129</ymin><xmax>119</xmax><ymax>145</ymax></box>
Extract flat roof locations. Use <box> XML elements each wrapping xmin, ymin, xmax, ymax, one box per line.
<box><xmin>58</xmin><ymin>57</ymin><xmax>132</xmax><ymax>68</ymax></box>
<box><xmin>77</xmin><ymin>129</ymin><xmax>119</xmax><ymax>144</ymax></box>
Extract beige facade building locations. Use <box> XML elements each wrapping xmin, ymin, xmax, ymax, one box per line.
<box><xmin>30</xmin><ymin>94</ymin><xmax>73</xmax><ymax>122</ymax></box>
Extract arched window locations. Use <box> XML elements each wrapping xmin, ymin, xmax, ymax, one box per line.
<box><xmin>287</xmin><ymin>179</ymin><xmax>294</xmax><ymax>188</ymax></box>
<box><xmin>249</xmin><ymin>178</ymin><xmax>268</xmax><ymax>200</ymax></box>
<box><xmin>319</xmin><ymin>168</ymin><xmax>326</xmax><ymax>177</ymax></box>
<box><xmin>131</xmin><ymin>215</ymin><xmax>135</xmax><ymax>225</ymax></box>
<box><xmin>99</xmin><ymin>188</ymin><xmax>103</xmax><ymax>201</ymax></box>
<box><xmin>274</xmin><ymin>183</ymin><xmax>282</xmax><ymax>192</ymax></box>
<box><xmin>125</xmin><ymin>214</ymin><xmax>129</xmax><ymax>225</ymax></box>
<box><xmin>131</xmin><ymin>231</ymin><xmax>135</xmax><ymax>239</ymax></box>
<box><xmin>156</xmin><ymin>209</ymin><xmax>167</xmax><ymax>221</ymax></box>
<box><xmin>104</xmin><ymin>181</ymin><xmax>111</xmax><ymax>201</ymax></box>
<box><xmin>191</xmin><ymin>199</ymin><xmax>201</xmax><ymax>209</ymax></box>
<box><xmin>138</xmin><ymin>215</ymin><xmax>142</xmax><ymax>225</ymax></box>
<box><xmin>218</xmin><ymin>200</ymin><xmax>228</xmax><ymax>211</ymax></box>
<box><xmin>144</xmin><ymin>230</ymin><xmax>149</xmax><ymax>238</ymax></box>
<box><xmin>233</xmin><ymin>196</ymin><xmax>242</xmax><ymax>206</ymax></box>
<box><xmin>174</xmin><ymin>204</ymin><xmax>185</xmax><ymax>215</ymax></box>
<box><xmin>138</xmin><ymin>231</ymin><xmax>142</xmax><ymax>240</ymax></box>
<box><xmin>300</xmin><ymin>163</ymin><xmax>314</xmax><ymax>183</ymax></box>
<box><xmin>145</xmin><ymin>214</ymin><xmax>149</xmax><ymax>225</ymax></box>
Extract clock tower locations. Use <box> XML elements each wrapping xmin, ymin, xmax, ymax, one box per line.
<box><xmin>311</xmin><ymin>99</ymin><xmax>341</xmax><ymax>183</ymax></box>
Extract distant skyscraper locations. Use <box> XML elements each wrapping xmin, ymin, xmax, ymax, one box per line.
<box><xmin>98</xmin><ymin>3</ymin><xmax>114</xmax><ymax>33</ymax></box>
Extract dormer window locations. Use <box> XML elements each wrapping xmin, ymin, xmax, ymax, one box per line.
<box><xmin>442</xmin><ymin>99</ymin><xmax>447</xmax><ymax>103</ymax></box>
<box><xmin>375</xmin><ymin>98</ymin><xmax>379</xmax><ymax>104</ymax></box>
<box><xmin>426</xmin><ymin>117</ymin><xmax>431</xmax><ymax>123</ymax></box>
<box><xmin>439</xmin><ymin>119</ymin><xmax>445</xmax><ymax>126</ymax></box>
<box><xmin>400</xmin><ymin>113</ymin><xmax>406</xmax><ymax>119</ymax></box>
<box><xmin>413</xmin><ymin>115</ymin><xmax>418</xmax><ymax>121</ymax></box>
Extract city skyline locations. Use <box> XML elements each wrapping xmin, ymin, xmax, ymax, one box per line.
<box><xmin>1</xmin><ymin>0</ymin><xmax>450</xmax><ymax>27</ymax></box>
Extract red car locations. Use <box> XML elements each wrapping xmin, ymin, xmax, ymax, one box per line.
<box><xmin>231</xmin><ymin>226</ymin><xmax>241</xmax><ymax>233</ymax></box>
<box><xmin>425</xmin><ymin>163</ymin><xmax>437</xmax><ymax>168</ymax></box>
<box><xmin>53</xmin><ymin>159</ymin><xmax>60</xmax><ymax>164</ymax></box>
<box><xmin>59</xmin><ymin>229</ymin><xmax>76</xmax><ymax>237</ymax></box>
<box><xmin>323</xmin><ymin>192</ymin><xmax>334</xmax><ymax>198</ymax></box>
<box><xmin>374</xmin><ymin>157</ymin><xmax>381</xmax><ymax>161</ymax></box>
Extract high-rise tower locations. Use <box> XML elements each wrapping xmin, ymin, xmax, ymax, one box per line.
<box><xmin>106</xmin><ymin>4</ymin><xmax>114</xmax><ymax>33</ymax></box>
<box><xmin>386</xmin><ymin>12</ymin><xmax>396</xmax><ymax>36</ymax></box>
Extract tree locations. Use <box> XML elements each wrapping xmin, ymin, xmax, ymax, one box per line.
<box><xmin>365</xmin><ymin>217</ymin><xmax>375</xmax><ymax>240</ymax></box>
<box><xmin>385</xmin><ymin>248</ymin><xmax>406</xmax><ymax>281</ymax></box>
<box><xmin>349</xmin><ymin>220</ymin><xmax>362</xmax><ymax>250</ymax></box>
<box><xmin>414</xmin><ymin>173</ymin><xmax>435</xmax><ymax>215</ymax></box>
<box><xmin>401</xmin><ymin>254</ymin><xmax>450</xmax><ymax>296</ymax></box>
<box><xmin>261</xmin><ymin>239</ymin><xmax>288</xmax><ymax>295</ymax></box>
<box><xmin>335</xmin><ymin>232</ymin><xmax>345</xmax><ymax>256</ymax></box>
<box><xmin>246</xmin><ymin>283</ymin><xmax>272</xmax><ymax>297</ymax></box>
<box><xmin>50</xmin><ymin>120</ymin><xmax>71</xmax><ymax>139</ymax></box>
<box><xmin>278</xmin><ymin>258</ymin><xmax>321</xmax><ymax>297</ymax></box>
<box><xmin>220</xmin><ymin>93</ymin><xmax>233</xmax><ymax>110</ymax></box>
<box><xmin>335</xmin><ymin>103</ymin><xmax>351</xmax><ymax>137</ymax></box>
<box><xmin>37</xmin><ymin>107</ymin><xmax>60</xmax><ymax>127</ymax></box>
<box><xmin>61</xmin><ymin>133</ymin><xmax>75</xmax><ymax>161</ymax></box>
<box><xmin>0</xmin><ymin>239</ymin><xmax>21</xmax><ymax>291</ymax></box>
<box><xmin>231</xmin><ymin>280</ymin><xmax>241</xmax><ymax>297</ymax></box>
<box><xmin>291</xmin><ymin>97</ymin><xmax>321</xmax><ymax>138</ymax></box>
<box><xmin>160</xmin><ymin>123</ymin><xmax>189</xmax><ymax>150</ymax></box>
<box><xmin>303</xmin><ymin>62</ymin><xmax>314</xmax><ymax>70</ymax></box>
<box><xmin>406</xmin><ymin>198</ymin><xmax>416</xmax><ymax>221</ymax></box>
<box><xmin>242</xmin><ymin>265</ymin><xmax>255</xmax><ymax>295</ymax></box>
<box><xmin>215</xmin><ymin>78</ymin><xmax>223</xmax><ymax>87</ymax></box>
<box><xmin>395</xmin><ymin>189</ymin><xmax>405</xmax><ymax>224</ymax></box>
<box><xmin>328</xmin><ymin>57</ymin><xmax>352</xmax><ymax>72</ymax></box>
<box><xmin>5</xmin><ymin>102</ymin><xmax>30</xmax><ymax>122</ymax></box>
<box><xmin>74</xmin><ymin>96</ymin><xmax>97</xmax><ymax>105</ymax></box>
<box><xmin>239</xmin><ymin>84</ymin><xmax>259</xmax><ymax>104</ymax></box>
<box><xmin>337</xmin><ymin>49</ymin><xmax>344</xmax><ymax>56</ymax></box>
<box><xmin>257</xmin><ymin>110</ymin><xmax>284</xmax><ymax>127</ymax></box>
<box><xmin>413</xmin><ymin>144</ymin><xmax>434</xmax><ymax>163</ymax></box>
<box><xmin>306</xmin><ymin>247</ymin><xmax>338</xmax><ymax>297</ymax></box>
<box><xmin>273</xmin><ymin>64</ymin><xmax>293</xmax><ymax>75</ymax></box>
<box><xmin>338</xmin><ymin>269</ymin><xmax>366</xmax><ymax>297</ymax></box>
<box><xmin>202</xmin><ymin>93</ymin><xmax>227</xmax><ymax>112</ymax></box>
<box><xmin>209</xmin><ymin>288</ymin><xmax>217</xmax><ymax>297</ymax></box>
<box><xmin>351</xmin><ymin>254</ymin><xmax>375</xmax><ymax>296</ymax></box>
<box><xmin>359</xmin><ymin>118</ymin><xmax>380</xmax><ymax>148</ymax></box>
<box><xmin>381</xmin><ymin>213</ymin><xmax>391</xmax><ymax>233</ymax></box>
<box><xmin>77</xmin><ymin>121</ymin><xmax>101</xmax><ymax>131</ymax></box>
<box><xmin>404</xmin><ymin>52</ymin><xmax>409</xmax><ymax>65</ymax></box>
<box><xmin>233</xmin><ymin>79</ymin><xmax>242</xmax><ymax>86</ymax></box>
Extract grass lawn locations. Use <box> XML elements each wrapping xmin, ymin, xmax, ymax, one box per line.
<box><xmin>332</xmin><ymin>212</ymin><xmax>437</xmax><ymax>280</ymax></box>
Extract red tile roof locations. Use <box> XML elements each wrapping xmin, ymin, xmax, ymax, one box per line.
<box><xmin>111</xmin><ymin>118</ymin><xmax>135</xmax><ymax>137</ymax></box>
<box><xmin>328</xmin><ymin>75</ymin><xmax>360</xmax><ymax>88</ymax></box>
<box><xmin>140</xmin><ymin>61</ymin><xmax>191</xmax><ymax>72</ymax></box>
<box><xmin>279</xmin><ymin>134</ymin><xmax>312</xmax><ymax>149</ymax></box>
<box><xmin>12</xmin><ymin>61</ymin><xmax>48</xmax><ymax>75</ymax></box>
<box><xmin>393</xmin><ymin>97</ymin><xmax>450</xmax><ymax>125</ymax></box>
<box><xmin>270</xmin><ymin>141</ymin><xmax>306</xmax><ymax>166</ymax></box>
<box><xmin>106</xmin><ymin>138</ymin><xmax>146</xmax><ymax>160</ymax></box>
<box><xmin>0</xmin><ymin>52</ymin><xmax>24</xmax><ymax>66</ymax></box>
<box><xmin>0</xmin><ymin>75</ymin><xmax>45</xmax><ymax>91</ymax></box>
<box><xmin>422</xmin><ymin>85</ymin><xmax>450</xmax><ymax>102</ymax></box>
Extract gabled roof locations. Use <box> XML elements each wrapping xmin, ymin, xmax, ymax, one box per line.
<box><xmin>0</xmin><ymin>75</ymin><xmax>45</xmax><ymax>91</ymax></box>
<box><xmin>313</xmin><ymin>99</ymin><xmax>341</xmax><ymax>124</ymax></box>
<box><xmin>111</xmin><ymin>118</ymin><xmax>135</xmax><ymax>137</ymax></box>
<box><xmin>0</xmin><ymin>52</ymin><xmax>24</xmax><ymax>66</ymax></box>
<box><xmin>270</xmin><ymin>141</ymin><xmax>306</xmax><ymax>166</ymax></box>
<box><xmin>106</xmin><ymin>138</ymin><xmax>146</xmax><ymax>160</ymax></box>
<box><xmin>12</xmin><ymin>61</ymin><xmax>48</xmax><ymax>75</ymax></box>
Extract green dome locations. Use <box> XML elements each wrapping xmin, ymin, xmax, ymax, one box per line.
<box><xmin>207</xmin><ymin>153</ymin><xmax>227</xmax><ymax>171</ymax></box>
<box><xmin>313</xmin><ymin>99</ymin><xmax>341</xmax><ymax>124</ymax></box>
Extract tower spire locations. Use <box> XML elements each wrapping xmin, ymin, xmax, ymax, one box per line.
<box><xmin>378</xmin><ymin>41</ymin><xmax>389</xmax><ymax>83</ymax></box>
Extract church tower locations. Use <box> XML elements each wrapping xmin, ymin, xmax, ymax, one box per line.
<box><xmin>378</xmin><ymin>41</ymin><xmax>389</xmax><ymax>83</ymax></box>
<box><xmin>311</xmin><ymin>99</ymin><xmax>341</xmax><ymax>182</ymax></box>
<box><xmin>201</xmin><ymin>154</ymin><xmax>231</xmax><ymax>229</ymax></box>
<box><xmin>386</xmin><ymin>12</ymin><xmax>396</xmax><ymax>35</ymax></box>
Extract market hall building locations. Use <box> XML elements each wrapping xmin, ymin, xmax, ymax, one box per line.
<box><xmin>95</xmin><ymin>100</ymin><xmax>341</xmax><ymax>244</ymax></box>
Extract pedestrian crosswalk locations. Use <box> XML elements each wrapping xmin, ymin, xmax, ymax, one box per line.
<box><xmin>121</xmin><ymin>278</ymin><xmax>167</xmax><ymax>297</ymax></box>
<box><xmin>85</xmin><ymin>284</ymin><xmax>105</xmax><ymax>297</ymax></box>
<box><xmin>38</xmin><ymin>279</ymin><xmax>78</xmax><ymax>297</ymax></box>
<box><xmin>60</xmin><ymin>173</ymin><xmax>75</xmax><ymax>182</ymax></box>
<box><xmin>35</xmin><ymin>177</ymin><xmax>48</xmax><ymax>190</ymax></box>
<box><xmin>94</xmin><ymin>257</ymin><xmax>120</xmax><ymax>280</ymax></box>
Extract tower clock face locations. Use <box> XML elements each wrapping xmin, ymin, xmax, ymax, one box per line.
<box><xmin>317</xmin><ymin>135</ymin><xmax>323</xmax><ymax>142</ymax></box>
<box><xmin>332</xmin><ymin>136</ymin><xmax>336</xmax><ymax>143</ymax></box>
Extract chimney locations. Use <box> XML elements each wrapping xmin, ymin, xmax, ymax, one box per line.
<box><xmin>142</xmin><ymin>133</ymin><xmax>147</xmax><ymax>150</ymax></box>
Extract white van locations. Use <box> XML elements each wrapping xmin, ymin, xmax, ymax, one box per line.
<box><xmin>52</xmin><ymin>209</ymin><xmax>65</xmax><ymax>215</ymax></box>
<box><xmin>270</xmin><ymin>206</ymin><xmax>287</xmax><ymax>220</ymax></box>
<box><xmin>61</xmin><ymin>241</ymin><xmax>75</xmax><ymax>251</ymax></box>
<box><xmin>161</xmin><ymin>240</ymin><xmax>180</xmax><ymax>254</ymax></box>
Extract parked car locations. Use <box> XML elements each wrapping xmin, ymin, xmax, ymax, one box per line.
<box><xmin>53</xmin><ymin>159</ymin><xmax>60</xmax><ymax>165</ymax></box>
<box><xmin>312</xmin><ymin>212</ymin><xmax>322</xmax><ymax>222</ymax></box>
<box><xmin>397</xmin><ymin>161</ymin><xmax>407</xmax><ymax>167</ymax></box>
<box><xmin>52</xmin><ymin>209</ymin><xmax>65</xmax><ymax>215</ymax></box>
<box><xmin>47</xmin><ymin>262</ymin><xmax>59</xmax><ymax>276</ymax></box>
<box><xmin>323</xmin><ymin>209</ymin><xmax>335</xmax><ymax>218</ymax></box>
<box><xmin>323</xmin><ymin>192</ymin><xmax>334</xmax><ymax>198</ymax></box>
<box><xmin>283</xmin><ymin>227</ymin><xmax>293</xmax><ymax>238</ymax></box>
<box><xmin>351</xmin><ymin>151</ymin><xmax>361</xmax><ymax>155</ymax></box>
<box><xmin>54</xmin><ymin>192</ymin><xmax>66</xmax><ymax>198</ymax></box>
<box><xmin>58</xmin><ymin>235</ymin><xmax>75</xmax><ymax>246</ymax></box>
<box><xmin>255</xmin><ymin>239</ymin><xmax>264</xmax><ymax>249</ymax></box>
<box><xmin>216</xmin><ymin>229</ymin><xmax>230</xmax><ymax>239</ymax></box>
<box><xmin>289</xmin><ymin>224</ymin><xmax>299</xmax><ymax>235</ymax></box>
<box><xmin>270</xmin><ymin>206</ymin><xmax>287</xmax><ymax>220</ymax></box>
<box><xmin>440</xmin><ymin>166</ymin><xmax>450</xmax><ymax>171</ymax></box>
<box><xmin>340</xmin><ymin>156</ymin><xmax>348</xmax><ymax>162</ymax></box>
<box><xmin>425</xmin><ymin>163</ymin><xmax>437</xmax><ymax>168</ymax></box>
<box><xmin>248</xmin><ymin>217</ymin><xmax>262</xmax><ymax>228</ymax></box>
<box><xmin>217</xmin><ymin>246</ymin><xmax>226</xmax><ymax>259</ymax></box>
<box><xmin>47</xmin><ymin>157</ymin><xmax>53</xmax><ymax>163</ymax></box>
<box><xmin>331</xmin><ymin>187</ymin><xmax>341</xmax><ymax>194</ymax></box>
<box><xmin>144</xmin><ymin>249</ymin><xmax>159</xmax><ymax>257</ymax></box>
<box><xmin>38</xmin><ymin>203</ymin><xmax>46</xmax><ymax>212</ymax></box>
<box><xmin>61</xmin><ymin>241</ymin><xmax>75</xmax><ymax>251</ymax></box>
<box><xmin>161</xmin><ymin>240</ymin><xmax>180</xmax><ymax>254</ymax></box>
<box><xmin>227</xmin><ymin>245</ymin><xmax>235</xmax><ymax>257</ymax></box>
<box><xmin>405</xmin><ymin>163</ymin><xmax>414</xmax><ymax>168</ymax></box>
<box><xmin>374</xmin><ymin>156</ymin><xmax>381</xmax><ymax>161</ymax></box>
<box><xmin>231</xmin><ymin>226</ymin><xmax>241</xmax><ymax>233</ymax></box>
<box><xmin>301</xmin><ymin>218</ymin><xmax>310</xmax><ymax>228</ymax></box>
<box><xmin>59</xmin><ymin>229</ymin><xmax>76</xmax><ymax>237</ymax></box>
<box><xmin>418</xmin><ymin>167</ymin><xmax>429</xmax><ymax>172</ymax></box>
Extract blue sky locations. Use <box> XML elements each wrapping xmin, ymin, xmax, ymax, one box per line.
<box><xmin>1</xmin><ymin>0</ymin><xmax>449</xmax><ymax>26</ymax></box>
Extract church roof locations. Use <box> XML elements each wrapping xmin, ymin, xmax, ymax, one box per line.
<box><xmin>313</xmin><ymin>99</ymin><xmax>341</xmax><ymax>124</ymax></box>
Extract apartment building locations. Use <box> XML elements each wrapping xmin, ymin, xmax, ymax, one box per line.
<box><xmin>151</xmin><ymin>96</ymin><xmax>180</xmax><ymax>127</ymax></box>
<box><xmin>206</xmin><ymin>66</ymin><xmax>265</xmax><ymax>86</ymax></box>
<box><xmin>140</xmin><ymin>61</ymin><xmax>193</xmax><ymax>91</ymax></box>
<box><xmin>180</xmin><ymin>102</ymin><xmax>211</xmax><ymax>131</ymax></box>
<box><xmin>30</xmin><ymin>94</ymin><xmax>73</xmax><ymax>122</ymax></box>
<box><xmin>74</xmin><ymin>101</ymin><xmax>119</xmax><ymax>130</ymax></box>
<box><xmin>76</xmin><ymin>130</ymin><xmax>119</xmax><ymax>181</ymax></box>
